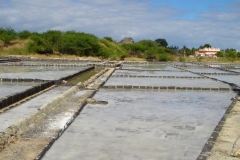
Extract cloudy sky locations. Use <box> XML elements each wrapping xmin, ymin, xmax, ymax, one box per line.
<box><xmin>1</xmin><ymin>0</ymin><xmax>240</xmax><ymax>50</ymax></box>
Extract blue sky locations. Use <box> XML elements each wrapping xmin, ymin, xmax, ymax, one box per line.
<box><xmin>0</xmin><ymin>0</ymin><xmax>240</xmax><ymax>50</ymax></box>
<box><xmin>151</xmin><ymin>0</ymin><xmax>232</xmax><ymax>19</ymax></box>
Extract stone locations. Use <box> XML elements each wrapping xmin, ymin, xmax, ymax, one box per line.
<box><xmin>86</xmin><ymin>98</ymin><xmax>96</xmax><ymax>104</ymax></box>
<box><xmin>235</xmin><ymin>151</ymin><xmax>240</xmax><ymax>157</ymax></box>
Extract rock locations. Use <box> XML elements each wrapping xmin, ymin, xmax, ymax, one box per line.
<box><xmin>86</xmin><ymin>98</ymin><xmax>96</xmax><ymax>104</ymax></box>
<box><xmin>235</xmin><ymin>151</ymin><xmax>240</xmax><ymax>157</ymax></box>
<box><xmin>7</xmin><ymin>136</ymin><xmax>15</xmax><ymax>144</ymax></box>
<box><xmin>62</xmin><ymin>80</ymin><xmax>67</xmax><ymax>84</ymax></box>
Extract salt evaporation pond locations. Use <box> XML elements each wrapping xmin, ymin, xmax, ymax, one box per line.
<box><xmin>207</xmin><ymin>75</ymin><xmax>240</xmax><ymax>86</ymax></box>
<box><xmin>42</xmin><ymin>90</ymin><xmax>237</xmax><ymax>160</ymax></box>
<box><xmin>0</xmin><ymin>66</ymin><xmax>90</xmax><ymax>80</ymax></box>
<box><xmin>105</xmin><ymin>77</ymin><xmax>230</xmax><ymax>88</ymax></box>
<box><xmin>122</xmin><ymin>65</ymin><xmax>180</xmax><ymax>71</ymax></box>
<box><xmin>188</xmin><ymin>68</ymin><xmax>231</xmax><ymax>74</ymax></box>
<box><xmin>113</xmin><ymin>70</ymin><xmax>201</xmax><ymax>77</ymax></box>
<box><xmin>229</xmin><ymin>69</ymin><xmax>240</xmax><ymax>73</ymax></box>
<box><xmin>0</xmin><ymin>82</ymin><xmax>41</xmax><ymax>99</ymax></box>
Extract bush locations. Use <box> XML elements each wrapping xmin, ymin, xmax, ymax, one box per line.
<box><xmin>179</xmin><ymin>56</ymin><xmax>185</xmax><ymax>62</ymax></box>
<box><xmin>158</xmin><ymin>54</ymin><xmax>173</xmax><ymax>61</ymax></box>
<box><xmin>18</xmin><ymin>30</ymin><xmax>31</xmax><ymax>39</ymax></box>
<box><xmin>0</xmin><ymin>27</ymin><xmax>17</xmax><ymax>46</ymax></box>
<box><xmin>103</xmin><ymin>36</ymin><xmax>114</xmax><ymax>42</ymax></box>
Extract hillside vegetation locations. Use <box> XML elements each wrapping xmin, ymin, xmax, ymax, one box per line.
<box><xmin>0</xmin><ymin>27</ymin><xmax>240</xmax><ymax>62</ymax></box>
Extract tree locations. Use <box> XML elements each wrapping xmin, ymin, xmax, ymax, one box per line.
<box><xmin>42</xmin><ymin>30</ymin><xmax>62</xmax><ymax>53</ymax></box>
<box><xmin>18</xmin><ymin>30</ymin><xmax>31</xmax><ymax>39</ymax></box>
<box><xmin>0</xmin><ymin>27</ymin><xmax>17</xmax><ymax>46</ymax></box>
<box><xmin>203</xmin><ymin>44</ymin><xmax>211</xmax><ymax>48</ymax></box>
<box><xmin>191</xmin><ymin>47</ymin><xmax>196</xmax><ymax>55</ymax></box>
<box><xmin>199</xmin><ymin>44</ymin><xmax>211</xmax><ymax>49</ymax></box>
<box><xmin>28</xmin><ymin>34</ymin><xmax>53</xmax><ymax>54</ymax></box>
<box><xmin>216</xmin><ymin>51</ymin><xmax>224</xmax><ymax>57</ymax></box>
<box><xmin>137</xmin><ymin>40</ymin><xmax>158</xmax><ymax>48</ymax></box>
<box><xmin>155</xmin><ymin>38</ymin><xmax>168</xmax><ymax>47</ymax></box>
<box><xmin>225</xmin><ymin>48</ymin><xmax>237</xmax><ymax>62</ymax></box>
<box><xmin>237</xmin><ymin>52</ymin><xmax>240</xmax><ymax>58</ymax></box>
<box><xmin>168</xmin><ymin>45</ymin><xmax>179</xmax><ymax>54</ymax></box>
<box><xmin>103</xmin><ymin>36</ymin><xmax>113</xmax><ymax>42</ymax></box>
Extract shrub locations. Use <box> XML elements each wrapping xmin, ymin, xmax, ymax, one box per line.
<box><xmin>158</xmin><ymin>54</ymin><xmax>173</xmax><ymax>61</ymax></box>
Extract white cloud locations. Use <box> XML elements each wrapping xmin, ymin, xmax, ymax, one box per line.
<box><xmin>0</xmin><ymin>0</ymin><xmax>240</xmax><ymax>50</ymax></box>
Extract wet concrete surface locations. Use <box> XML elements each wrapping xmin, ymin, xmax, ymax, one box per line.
<box><xmin>105</xmin><ymin>77</ymin><xmax>231</xmax><ymax>88</ymax></box>
<box><xmin>42</xmin><ymin>90</ymin><xmax>237</xmax><ymax>160</ymax></box>
<box><xmin>0</xmin><ymin>86</ymin><xmax>71</xmax><ymax>132</ymax></box>
<box><xmin>113</xmin><ymin>70</ymin><xmax>201</xmax><ymax>77</ymax></box>
<box><xmin>0</xmin><ymin>82</ymin><xmax>41</xmax><ymax>99</ymax></box>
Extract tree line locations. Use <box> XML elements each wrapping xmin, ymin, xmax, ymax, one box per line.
<box><xmin>0</xmin><ymin>27</ymin><xmax>239</xmax><ymax>61</ymax></box>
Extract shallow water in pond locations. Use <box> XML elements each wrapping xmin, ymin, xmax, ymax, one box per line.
<box><xmin>42</xmin><ymin>90</ymin><xmax>237</xmax><ymax>160</ymax></box>
<box><xmin>122</xmin><ymin>65</ymin><xmax>180</xmax><ymax>71</ymax></box>
<box><xmin>0</xmin><ymin>66</ymin><xmax>91</xmax><ymax>80</ymax></box>
<box><xmin>0</xmin><ymin>82</ymin><xmax>41</xmax><ymax>99</ymax></box>
<box><xmin>68</xmin><ymin>69</ymin><xmax>101</xmax><ymax>85</ymax></box>
<box><xmin>105</xmin><ymin>77</ymin><xmax>230</xmax><ymax>88</ymax></box>
<box><xmin>113</xmin><ymin>70</ymin><xmax>201</xmax><ymax>77</ymax></box>
<box><xmin>188</xmin><ymin>68</ymin><xmax>231</xmax><ymax>73</ymax></box>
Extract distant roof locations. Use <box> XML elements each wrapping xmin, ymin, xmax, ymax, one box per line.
<box><xmin>119</xmin><ymin>37</ymin><xmax>134</xmax><ymax>44</ymax></box>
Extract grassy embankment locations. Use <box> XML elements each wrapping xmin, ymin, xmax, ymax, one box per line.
<box><xmin>0</xmin><ymin>39</ymin><xmax>240</xmax><ymax>63</ymax></box>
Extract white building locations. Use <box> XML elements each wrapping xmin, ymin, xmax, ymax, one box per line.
<box><xmin>195</xmin><ymin>47</ymin><xmax>220</xmax><ymax>57</ymax></box>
